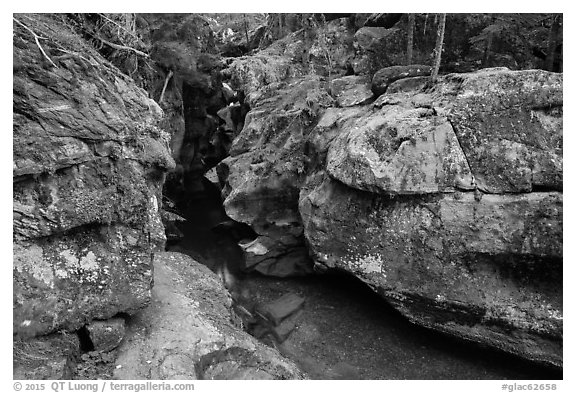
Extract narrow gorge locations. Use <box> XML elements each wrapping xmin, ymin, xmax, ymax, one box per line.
<box><xmin>13</xmin><ymin>13</ymin><xmax>562</xmax><ymax>380</ymax></box>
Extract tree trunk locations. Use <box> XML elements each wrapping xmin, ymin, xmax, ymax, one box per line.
<box><xmin>243</xmin><ymin>14</ymin><xmax>249</xmax><ymax>44</ymax></box>
<box><xmin>482</xmin><ymin>32</ymin><xmax>493</xmax><ymax>67</ymax></box>
<box><xmin>431</xmin><ymin>13</ymin><xmax>446</xmax><ymax>82</ymax></box>
<box><xmin>278</xmin><ymin>14</ymin><xmax>283</xmax><ymax>38</ymax></box>
<box><xmin>407</xmin><ymin>14</ymin><xmax>415</xmax><ymax>65</ymax></box>
<box><xmin>546</xmin><ymin>14</ymin><xmax>561</xmax><ymax>72</ymax></box>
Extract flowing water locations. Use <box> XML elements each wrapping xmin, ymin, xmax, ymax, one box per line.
<box><xmin>166</xmin><ymin>181</ymin><xmax>561</xmax><ymax>380</ymax></box>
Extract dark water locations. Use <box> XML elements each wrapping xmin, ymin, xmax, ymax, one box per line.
<box><xmin>166</xmin><ymin>180</ymin><xmax>246</xmax><ymax>276</ymax></box>
<box><xmin>166</xmin><ymin>180</ymin><xmax>562</xmax><ymax>380</ymax></box>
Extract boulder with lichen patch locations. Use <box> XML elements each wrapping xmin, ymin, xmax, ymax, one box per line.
<box><xmin>13</xmin><ymin>14</ymin><xmax>173</xmax><ymax>345</ymax></box>
<box><xmin>300</xmin><ymin>173</ymin><xmax>562</xmax><ymax>367</ymax></box>
<box><xmin>298</xmin><ymin>67</ymin><xmax>563</xmax><ymax>368</ymax></box>
<box><xmin>440</xmin><ymin>68</ymin><xmax>562</xmax><ymax>193</ymax></box>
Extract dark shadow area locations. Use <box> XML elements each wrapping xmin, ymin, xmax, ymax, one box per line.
<box><xmin>245</xmin><ymin>270</ymin><xmax>562</xmax><ymax>380</ymax></box>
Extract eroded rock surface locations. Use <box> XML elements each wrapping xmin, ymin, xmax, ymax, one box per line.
<box><xmin>219</xmin><ymin>74</ymin><xmax>334</xmax><ymax>276</ymax></box>
<box><xmin>300</xmin><ymin>174</ymin><xmax>562</xmax><ymax>367</ymax></box>
<box><xmin>114</xmin><ymin>252</ymin><xmax>304</xmax><ymax>380</ymax></box>
<box><xmin>13</xmin><ymin>14</ymin><xmax>173</xmax><ymax>371</ymax></box>
<box><xmin>441</xmin><ymin>69</ymin><xmax>563</xmax><ymax>193</ymax></box>
<box><xmin>221</xmin><ymin>59</ymin><xmax>563</xmax><ymax>368</ymax></box>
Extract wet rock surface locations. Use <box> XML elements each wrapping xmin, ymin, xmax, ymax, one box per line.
<box><xmin>243</xmin><ymin>273</ymin><xmax>561</xmax><ymax>379</ymax></box>
<box><xmin>114</xmin><ymin>252</ymin><xmax>303</xmax><ymax>380</ymax></box>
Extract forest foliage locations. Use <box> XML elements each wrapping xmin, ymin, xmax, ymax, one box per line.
<box><xmin>31</xmin><ymin>12</ymin><xmax>561</xmax><ymax>94</ymax></box>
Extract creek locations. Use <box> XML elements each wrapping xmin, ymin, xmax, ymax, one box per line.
<box><xmin>166</xmin><ymin>178</ymin><xmax>561</xmax><ymax>380</ymax></box>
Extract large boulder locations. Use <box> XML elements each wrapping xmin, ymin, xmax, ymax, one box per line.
<box><xmin>300</xmin><ymin>174</ymin><xmax>562</xmax><ymax>367</ymax></box>
<box><xmin>298</xmin><ymin>68</ymin><xmax>563</xmax><ymax>367</ymax></box>
<box><xmin>114</xmin><ymin>252</ymin><xmax>304</xmax><ymax>380</ymax></box>
<box><xmin>13</xmin><ymin>13</ymin><xmax>173</xmax><ymax>345</ymax></box>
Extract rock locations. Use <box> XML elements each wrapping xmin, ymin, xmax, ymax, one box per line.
<box><xmin>13</xmin><ymin>14</ymin><xmax>172</xmax><ymax>340</ymax></box>
<box><xmin>114</xmin><ymin>252</ymin><xmax>304</xmax><ymax>380</ymax></box>
<box><xmin>240</xmin><ymin>236</ymin><xmax>312</xmax><ymax>277</ymax></box>
<box><xmin>218</xmin><ymin>76</ymin><xmax>331</xmax><ymax>277</ymax></box>
<box><xmin>352</xmin><ymin>27</ymin><xmax>405</xmax><ymax>75</ymax></box>
<box><xmin>220</xmin><ymin>41</ymin><xmax>563</xmax><ymax>368</ymax></box>
<box><xmin>299</xmin><ymin>174</ymin><xmax>562</xmax><ymax>368</ymax></box>
<box><xmin>146</xmin><ymin>14</ymin><xmax>229</xmax><ymax>204</ymax></box>
<box><xmin>212</xmin><ymin>219</ymin><xmax>256</xmax><ymax>242</ymax></box>
<box><xmin>354</xmin><ymin>26</ymin><xmax>395</xmax><ymax>51</ymax></box>
<box><xmin>226</xmin><ymin>54</ymin><xmax>303</xmax><ymax>106</ymax></box>
<box><xmin>217</xmin><ymin>104</ymin><xmax>241</xmax><ymax>133</ymax></box>
<box><xmin>86</xmin><ymin>318</ymin><xmax>126</xmax><ymax>352</ymax></box>
<box><xmin>326</xmin><ymin>106</ymin><xmax>475</xmax><ymax>195</ymax></box>
<box><xmin>255</xmin><ymin>293</ymin><xmax>306</xmax><ymax>326</ymax></box>
<box><xmin>387</xmin><ymin>76</ymin><xmax>431</xmax><ymax>93</ymax></box>
<box><xmin>269</xmin><ymin>310</ymin><xmax>304</xmax><ymax>343</ymax></box>
<box><xmin>161</xmin><ymin>209</ymin><xmax>186</xmax><ymax>242</ymax></box>
<box><xmin>196</xmin><ymin>347</ymin><xmax>297</xmax><ymax>380</ymax></box>
<box><xmin>441</xmin><ymin>68</ymin><xmax>563</xmax><ymax>193</ymax></box>
<box><xmin>371</xmin><ymin>65</ymin><xmax>432</xmax><ymax>96</ymax></box>
<box><xmin>306</xmin><ymin>18</ymin><xmax>356</xmax><ymax>76</ymax></box>
<box><xmin>204</xmin><ymin>167</ymin><xmax>221</xmax><ymax>186</ymax></box>
<box><xmin>249</xmin><ymin>293</ymin><xmax>305</xmax><ymax>344</ymax></box>
<box><xmin>222</xmin><ymin>82</ymin><xmax>237</xmax><ymax>102</ymax></box>
<box><xmin>13</xmin><ymin>333</ymin><xmax>80</xmax><ymax>379</ymax></box>
<box><xmin>329</xmin><ymin>75</ymin><xmax>374</xmax><ymax>107</ymax></box>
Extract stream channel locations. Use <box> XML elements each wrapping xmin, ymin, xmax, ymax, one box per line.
<box><xmin>166</xmin><ymin>179</ymin><xmax>561</xmax><ymax>380</ymax></box>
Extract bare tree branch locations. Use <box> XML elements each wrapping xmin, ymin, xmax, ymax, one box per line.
<box><xmin>94</xmin><ymin>35</ymin><xmax>150</xmax><ymax>58</ymax></box>
<box><xmin>159</xmin><ymin>70</ymin><xmax>174</xmax><ymax>104</ymax></box>
<box><xmin>13</xmin><ymin>17</ymin><xmax>59</xmax><ymax>68</ymax></box>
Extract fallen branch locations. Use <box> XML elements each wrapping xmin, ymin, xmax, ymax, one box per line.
<box><xmin>13</xmin><ymin>17</ymin><xmax>58</xmax><ymax>68</ymax></box>
<box><xmin>158</xmin><ymin>70</ymin><xmax>174</xmax><ymax>104</ymax></box>
<box><xmin>95</xmin><ymin>35</ymin><xmax>149</xmax><ymax>58</ymax></box>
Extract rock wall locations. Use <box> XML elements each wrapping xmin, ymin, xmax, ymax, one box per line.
<box><xmin>13</xmin><ymin>13</ymin><xmax>174</xmax><ymax>373</ymax></box>
<box><xmin>220</xmin><ymin>51</ymin><xmax>563</xmax><ymax>367</ymax></box>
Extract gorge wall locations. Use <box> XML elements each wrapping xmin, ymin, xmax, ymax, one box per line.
<box><xmin>13</xmin><ymin>13</ymin><xmax>563</xmax><ymax>379</ymax></box>
<box><xmin>219</xmin><ymin>21</ymin><xmax>563</xmax><ymax>368</ymax></box>
<box><xmin>12</xmin><ymin>14</ymin><xmax>302</xmax><ymax>380</ymax></box>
